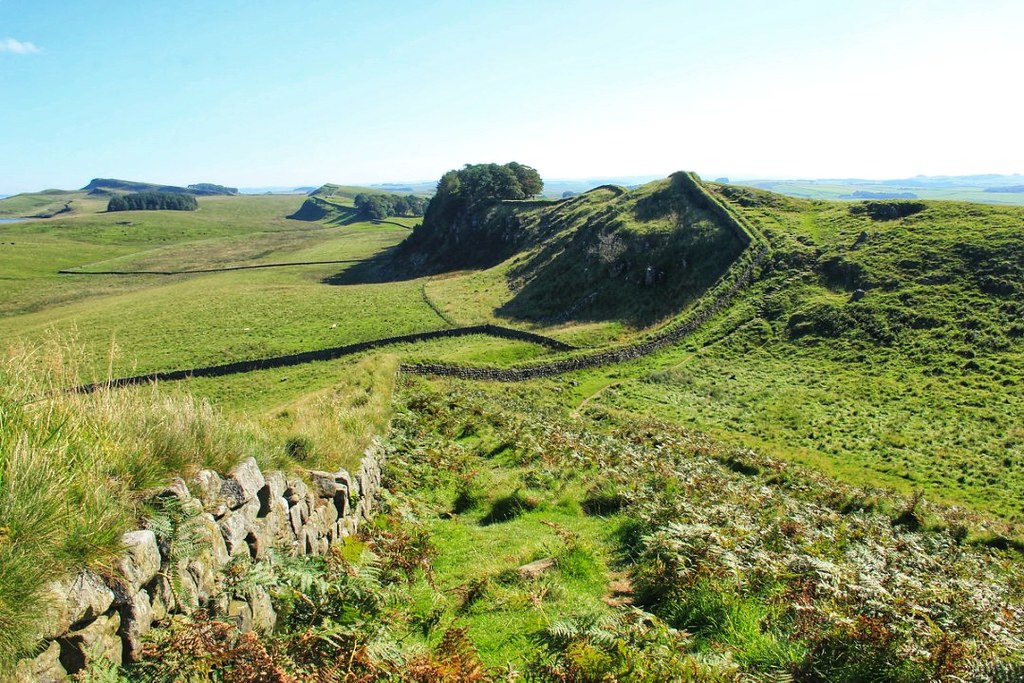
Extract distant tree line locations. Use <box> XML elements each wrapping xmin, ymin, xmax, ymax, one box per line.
<box><xmin>353</xmin><ymin>193</ymin><xmax>428</xmax><ymax>220</ymax></box>
<box><xmin>107</xmin><ymin>191</ymin><xmax>198</xmax><ymax>212</ymax></box>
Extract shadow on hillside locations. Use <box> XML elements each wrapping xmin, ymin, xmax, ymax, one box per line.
<box><xmin>320</xmin><ymin>246</ymin><xmax>419</xmax><ymax>285</ymax></box>
<box><xmin>496</xmin><ymin>215</ymin><xmax>744</xmax><ymax>329</ymax></box>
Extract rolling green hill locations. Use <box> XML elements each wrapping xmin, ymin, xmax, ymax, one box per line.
<box><xmin>0</xmin><ymin>178</ymin><xmax>238</xmax><ymax>219</ymax></box>
<box><xmin>2</xmin><ymin>174</ymin><xmax>1020</xmax><ymax>519</ymax></box>
<box><xmin>2</xmin><ymin>170</ymin><xmax>1022</xmax><ymax>679</ymax></box>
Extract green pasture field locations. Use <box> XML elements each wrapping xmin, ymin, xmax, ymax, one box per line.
<box><xmin>2</xmin><ymin>178</ymin><xmax>1022</xmax><ymax>523</ymax></box>
<box><xmin>3</xmin><ymin>173</ymin><xmax>1024</xmax><ymax>676</ymax></box>
<box><xmin>0</xmin><ymin>191</ymin><xmax>562</xmax><ymax>403</ymax></box>
<box><xmin>741</xmin><ymin>179</ymin><xmax>1024</xmax><ymax>205</ymax></box>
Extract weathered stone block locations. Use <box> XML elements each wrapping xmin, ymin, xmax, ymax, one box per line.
<box><xmin>147</xmin><ymin>574</ymin><xmax>175</xmax><ymax>623</ymax></box>
<box><xmin>58</xmin><ymin>612</ymin><xmax>122</xmax><ymax>675</ymax></box>
<box><xmin>112</xmin><ymin>530</ymin><xmax>160</xmax><ymax>602</ymax></box>
<box><xmin>173</xmin><ymin>562</ymin><xmax>201</xmax><ymax>614</ymax></box>
<box><xmin>187</xmin><ymin>555</ymin><xmax>218</xmax><ymax>604</ymax></box>
<box><xmin>309</xmin><ymin>470</ymin><xmax>343</xmax><ymax>499</ymax></box>
<box><xmin>118</xmin><ymin>588</ymin><xmax>153</xmax><ymax>663</ymax></box>
<box><xmin>249</xmin><ymin>586</ymin><xmax>277</xmax><ymax>636</ymax></box>
<box><xmin>220</xmin><ymin>457</ymin><xmax>265</xmax><ymax>509</ymax></box>
<box><xmin>40</xmin><ymin>570</ymin><xmax>115</xmax><ymax>640</ymax></box>
<box><xmin>219</xmin><ymin>499</ymin><xmax>259</xmax><ymax>557</ymax></box>
<box><xmin>15</xmin><ymin>641</ymin><xmax>67</xmax><ymax>682</ymax></box>
<box><xmin>191</xmin><ymin>469</ymin><xmax>222</xmax><ymax>506</ymax></box>
<box><xmin>284</xmin><ymin>476</ymin><xmax>309</xmax><ymax>505</ymax></box>
<box><xmin>227</xmin><ymin>599</ymin><xmax>253</xmax><ymax>634</ymax></box>
<box><xmin>289</xmin><ymin>504</ymin><xmax>303</xmax><ymax>537</ymax></box>
<box><xmin>160</xmin><ymin>477</ymin><xmax>192</xmax><ymax>502</ymax></box>
<box><xmin>198</xmin><ymin>513</ymin><xmax>230</xmax><ymax>570</ymax></box>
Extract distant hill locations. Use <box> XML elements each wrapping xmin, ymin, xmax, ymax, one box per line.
<box><xmin>82</xmin><ymin>178</ymin><xmax>237</xmax><ymax>197</ymax></box>
<box><xmin>287</xmin><ymin>183</ymin><xmax>420</xmax><ymax>224</ymax></box>
<box><xmin>738</xmin><ymin>173</ymin><xmax>1024</xmax><ymax>204</ymax></box>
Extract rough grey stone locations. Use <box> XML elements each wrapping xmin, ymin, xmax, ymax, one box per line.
<box><xmin>160</xmin><ymin>477</ymin><xmax>192</xmax><ymax>502</ymax></box>
<box><xmin>289</xmin><ymin>504</ymin><xmax>304</xmax><ymax>537</ymax></box>
<box><xmin>58</xmin><ymin>612</ymin><xmax>122</xmax><ymax>674</ymax></box>
<box><xmin>245</xmin><ymin>520</ymin><xmax>270</xmax><ymax>560</ymax></box>
<box><xmin>147</xmin><ymin>575</ymin><xmax>175</xmax><ymax>623</ymax></box>
<box><xmin>15</xmin><ymin>641</ymin><xmax>67</xmax><ymax>682</ymax></box>
<box><xmin>186</xmin><ymin>556</ymin><xmax>218</xmax><ymax>603</ymax></box>
<box><xmin>323</xmin><ymin>496</ymin><xmax>340</xmax><ymax>527</ymax></box>
<box><xmin>40</xmin><ymin>570</ymin><xmax>115</xmax><ymax>640</ymax></box>
<box><xmin>301</xmin><ymin>527</ymin><xmax>318</xmax><ymax>556</ymax></box>
<box><xmin>191</xmin><ymin>469</ymin><xmax>222</xmax><ymax>506</ymax></box>
<box><xmin>219</xmin><ymin>499</ymin><xmax>259</xmax><ymax>557</ymax></box>
<box><xmin>249</xmin><ymin>586</ymin><xmax>277</xmax><ymax>636</ymax></box>
<box><xmin>284</xmin><ymin>476</ymin><xmax>309</xmax><ymax>505</ymax></box>
<box><xmin>197</xmin><ymin>513</ymin><xmax>230</xmax><ymax>570</ymax></box>
<box><xmin>220</xmin><ymin>457</ymin><xmax>265</xmax><ymax>509</ymax></box>
<box><xmin>310</xmin><ymin>470</ymin><xmax>344</xmax><ymax>499</ymax></box>
<box><xmin>227</xmin><ymin>599</ymin><xmax>253</xmax><ymax>634</ymax></box>
<box><xmin>265</xmin><ymin>470</ymin><xmax>287</xmax><ymax>501</ymax></box>
<box><xmin>173</xmin><ymin>563</ymin><xmax>201</xmax><ymax>613</ymax></box>
<box><xmin>118</xmin><ymin>589</ymin><xmax>154</xmax><ymax>662</ymax></box>
<box><xmin>113</xmin><ymin>530</ymin><xmax>160</xmax><ymax>602</ymax></box>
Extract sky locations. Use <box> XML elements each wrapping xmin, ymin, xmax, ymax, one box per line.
<box><xmin>1</xmin><ymin>0</ymin><xmax>1022</xmax><ymax>194</ymax></box>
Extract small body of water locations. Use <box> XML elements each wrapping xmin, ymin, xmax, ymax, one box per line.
<box><xmin>0</xmin><ymin>218</ymin><xmax>27</xmax><ymax>224</ymax></box>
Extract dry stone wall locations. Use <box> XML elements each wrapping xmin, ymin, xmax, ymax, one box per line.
<box><xmin>13</xmin><ymin>446</ymin><xmax>385</xmax><ymax>681</ymax></box>
<box><xmin>78</xmin><ymin>324</ymin><xmax>574</xmax><ymax>394</ymax></box>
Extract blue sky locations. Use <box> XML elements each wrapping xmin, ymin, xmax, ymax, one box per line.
<box><xmin>1</xmin><ymin>0</ymin><xmax>1021</xmax><ymax>194</ymax></box>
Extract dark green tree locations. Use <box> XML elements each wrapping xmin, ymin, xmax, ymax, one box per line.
<box><xmin>107</xmin><ymin>191</ymin><xmax>197</xmax><ymax>212</ymax></box>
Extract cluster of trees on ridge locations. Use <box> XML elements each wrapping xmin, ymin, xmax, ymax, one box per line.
<box><xmin>434</xmin><ymin>162</ymin><xmax>543</xmax><ymax>206</ymax></box>
<box><xmin>396</xmin><ymin>162</ymin><xmax>544</xmax><ymax>271</ymax></box>
<box><xmin>353</xmin><ymin>192</ymin><xmax>428</xmax><ymax>220</ymax></box>
<box><xmin>107</xmin><ymin>191</ymin><xmax>198</xmax><ymax>212</ymax></box>
<box><xmin>418</xmin><ymin>161</ymin><xmax>543</xmax><ymax>237</ymax></box>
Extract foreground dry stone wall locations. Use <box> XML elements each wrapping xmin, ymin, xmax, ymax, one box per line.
<box><xmin>14</xmin><ymin>446</ymin><xmax>384</xmax><ymax>681</ymax></box>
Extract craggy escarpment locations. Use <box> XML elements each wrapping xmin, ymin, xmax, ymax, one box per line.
<box><xmin>403</xmin><ymin>172</ymin><xmax>770</xmax><ymax>379</ymax></box>
<box><xmin>13</xmin><ymin>449</ymin><xmax>384</xmax><ymax>680</ymax></box>
<box><xmin>394</xmin><ymin>171</ymin><xmax>749</xmax><ymax>327</ymax></box>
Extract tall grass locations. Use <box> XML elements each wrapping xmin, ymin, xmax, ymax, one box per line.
<box><xmin>262</xmin><ymin>354</ymin><xmax>398</xmax><ymax>474</ymax></box>
<box><xmin>0</xmin><ymin>336</ymin><xmax>281</xmax><ymax>668</ymax></box>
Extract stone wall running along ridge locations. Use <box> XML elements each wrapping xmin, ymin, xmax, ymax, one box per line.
<box><xmin>12</xmin><ymin>445</ymin><xmax>385</xmax><ymax>681</ymax></box>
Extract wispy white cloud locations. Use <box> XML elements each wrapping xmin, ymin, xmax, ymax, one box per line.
<box><xmin>0</xmin><ymin>38</ymin><xmax>40</xmax><ymax>54</ymax></box>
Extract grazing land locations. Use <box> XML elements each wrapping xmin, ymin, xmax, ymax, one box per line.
<box><xmin>1</xmin><ymin>172</ymin><xmax>1022</xmax><ymax>679</ymax></box>
<box><xmin>739</xmin><ymin>173</ymin><xmax>1024</xmax><ymax>205</ymax></box>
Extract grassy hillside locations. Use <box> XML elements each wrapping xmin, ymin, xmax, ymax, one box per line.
<box><xmin>0</xmin><ymin>189</ymin><xmax>103</xmax><ymax>218</ymax></box>
<box><xmin>288</xmin><ymin>183</ymin><xmax>426</xmax><ymax>225</ymax></box>
<box><xmin>0</xmin><ymin>177</ymin><xmax>237</xmax><ymax>219</ymax></box>
<box><xmin>572</xmin><ymin>185</ymin><xmax>1023</xmax><ymax>520</ymax></box>
<box><xmin>2</xmin><ymin>170</ymin><xmax>1023</xmax><ymax>678</ymax></box>
<box><xmin>2</xmin><ymin>174</ymin><xmax>1021</xmax><ymax>521</ymax></box>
